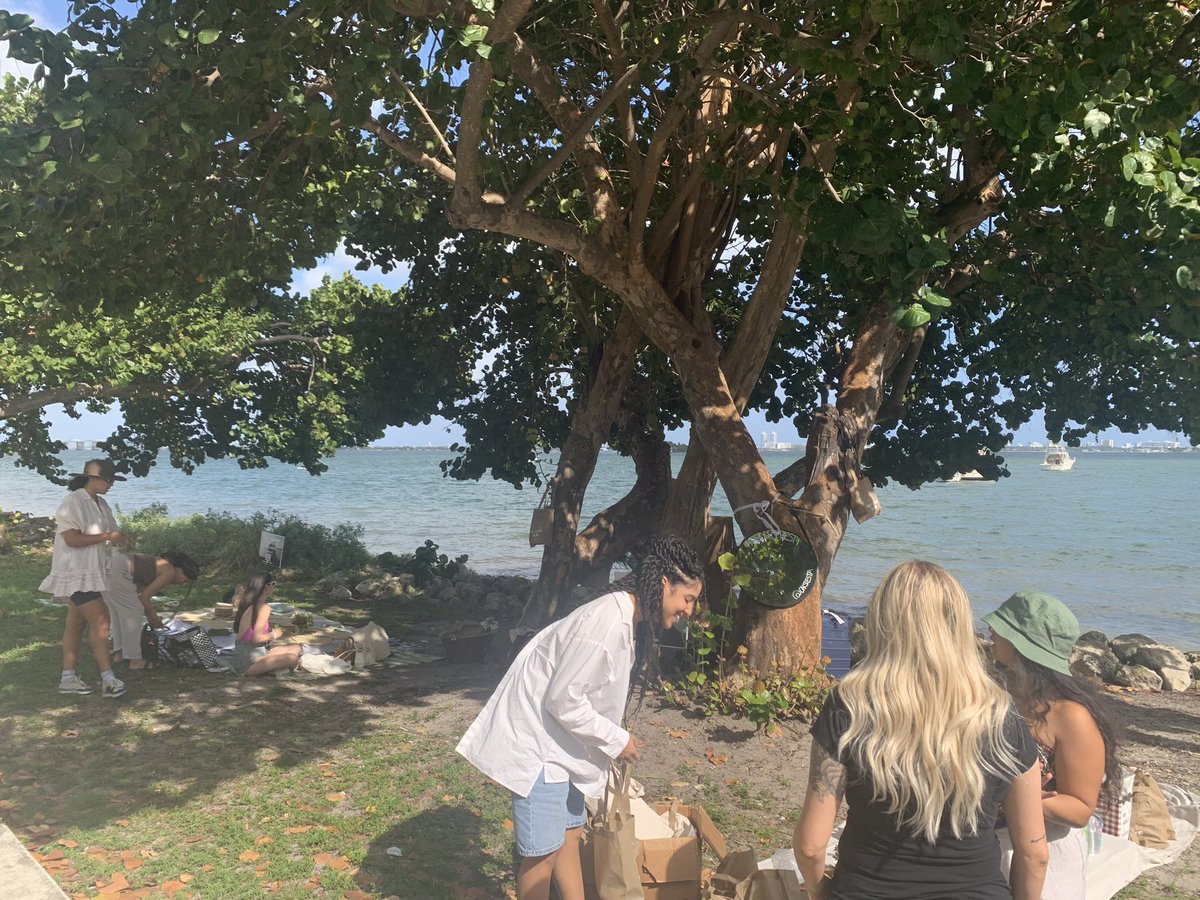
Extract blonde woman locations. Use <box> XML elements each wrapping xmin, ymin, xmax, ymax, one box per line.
<box><xmin>793</xmin><ymin>561</ymin><xmax>1048</xmax><ymax>900</ymax></box>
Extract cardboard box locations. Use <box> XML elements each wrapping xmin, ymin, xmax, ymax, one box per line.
<box><xmin>708</xmin><ymin>850</ymin><xmax>809</xmax><ymax>900</ymax></box>
<box><xmin>583</xmin><ymin>802</ymin><xmax>726</xmax><ymax>900</ymax></box>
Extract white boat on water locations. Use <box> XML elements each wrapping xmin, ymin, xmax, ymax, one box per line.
<box><xmin>944</xmin><ymin>470</ymin><xmax>993</xmax><ymax>483</ymax></box>
<box><xmin>1041</xmin><ymin>447</ymin><xmax>1076</xmax><ymax>471</ymax></box>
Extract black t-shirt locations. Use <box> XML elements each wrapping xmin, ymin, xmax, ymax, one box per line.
<box><xmin>811</xmin><ymin>688</ymin><xmax>1037</xmax><ymax>900</ymax></box>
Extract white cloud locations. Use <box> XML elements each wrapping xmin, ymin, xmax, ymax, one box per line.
<box><xmin>291</xmin><ymin>241</ymin><xmax>413</xmax><ymax>295</ymax></box>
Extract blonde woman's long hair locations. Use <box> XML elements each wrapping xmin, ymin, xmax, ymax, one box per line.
<box><xmin>837</xmin><ymin>560</ymin><xmax>1023</xmax><ymax>842</ymax></box>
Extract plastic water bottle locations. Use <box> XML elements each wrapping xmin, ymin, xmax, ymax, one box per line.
<box><xmin>1087</xmin><ymin>814</ymin><xmax>1103</xmax><ymax>855</ymax></box>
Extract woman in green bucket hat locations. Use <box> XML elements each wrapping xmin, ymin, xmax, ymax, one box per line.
<box><xmin>984</xmin><ymin>591</ymin><xmax>1122</xmax><ymax>900</ymax></box>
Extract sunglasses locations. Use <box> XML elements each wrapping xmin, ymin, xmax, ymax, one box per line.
<box><xmin>88</xmin><ymin>474</ymin><xmax>115</xmax><ymax>484</ymax></box>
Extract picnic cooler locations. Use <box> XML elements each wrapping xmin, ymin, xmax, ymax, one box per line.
<box><xmin>820</xmin><ymin>610</ymin><xmax>852</xmax><ymax>679</ymax></box>
<box><xmin>582</xmin><ymin>801</ymin><xmax>727</xmax><ymax>900</ymax></box>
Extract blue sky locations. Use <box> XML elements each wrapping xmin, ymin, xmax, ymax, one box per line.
<box><xmin>10</xmin><ymin>1</ymin><xmax>1184</xmax><ymax>450</ymax></box>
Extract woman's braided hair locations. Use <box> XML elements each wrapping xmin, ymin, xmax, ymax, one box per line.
<box><xmin>615</xmin><ymin>535</ymin><xmax>705</xmax><ymax>700</ymax></box>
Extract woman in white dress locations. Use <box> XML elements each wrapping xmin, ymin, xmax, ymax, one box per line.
<box><xmin>40</xmin><ymin>459</ymin><xmax>130</xmax><ymax>698</ymax></box>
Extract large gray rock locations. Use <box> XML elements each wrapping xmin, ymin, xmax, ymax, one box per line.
<box><xmin>1110</xmin><ymin>633</ymin><xmax>1157</xmax><ymax>663</ymax></box>
<box><xmin>328</xmin><ymin>586</ymin><xmax>353</xmax><ymax>601</ymax></box>
<box><xmin>355</xmin><ymin>573</ymin><xmax>414</xmax><ymax>599</ymax></box>
<box><xmin>1076</xmin><ymin>630</ymin><xmax>1110</xmax><ymax>651</ymax></box>
<box><xmin>1192</xmin><ymin>661</ymin><xmax>1200</xmax><ymax>682</ymax></box>
<box><xmin>457</xmin><ymin>582</ymin><xmax>485</xmax><ymax>605</ymax></box>
<box><xmin>1132</xmin><ymin>644</ymin><xmax>1190</xmax><ymax>676</ymax></box>
<box><xmin>851</xmin><ymin>620</ymin><xmax>867</xmax><ymax>665</ymax></box>
<box><xmin>1159</xmin><ymin>666</ymin><xmax>1193</xmax><ymax>692</ymax></box>
<box><xmin>1070</xmin><ymin>643</ymin><xmax>1122</xmax><ymax>683</ymax></box>
<box><xmin>1112</xmin><ymin>664</ymin><xmax>1163</xmax><ymax>691</ymax></box>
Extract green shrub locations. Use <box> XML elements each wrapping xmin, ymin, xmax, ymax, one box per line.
<box><xmin>117</xmin><ymin>505</ymin><xmax>371</xmax><ymax>578</ymax></box>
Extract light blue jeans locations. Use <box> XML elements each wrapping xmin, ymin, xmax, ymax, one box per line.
<box><xmin>511</xmin><ymin>768</ymin><xmax>586</xmax><ymax>857</ymax></box>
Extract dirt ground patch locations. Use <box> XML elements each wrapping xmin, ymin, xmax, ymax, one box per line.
<box><xmin>357</xmin><ymin>645</ymin><xmax>1200</xmax><ymax>897</ymax></box>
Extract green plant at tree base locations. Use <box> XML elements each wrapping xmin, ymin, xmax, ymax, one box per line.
<box><xmin>662</xmin><ymin>541</ymin><xmax>832</xmax><ymax>729</ymax></box>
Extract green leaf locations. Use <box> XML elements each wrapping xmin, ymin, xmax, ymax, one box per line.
<box><xmin>896</xmin><ymin>304</ymin><xmax>931</xmax><ymax>328</ymax></box>
<box><xmin>717</xmin><ymin>551</ymin><xmax>737</xmax><ymax>572</ymax></box>
<box><xmin>919</xmin><ymin>286</ymin><xmax>952</xmax><ymax>308</ymax></box>
<box><xmin>197</xmin><ymin>29</ymin><xmax>221</xmax><ymax>45</ymax></box>
<box><xmin>58</xmin><ymin>118</ymin><xmax>84</xmax><ymax>130</ymax></box>
<box><xmin>458</xmin><ymin>23</ymin><xmax>489</xmax><ymax>46</ymax></box>
<box><xmin>1178</xmin><ymin>266</ymin><xmax>1196</xmax><ymax>291</ymax></box>
<box><xmin>84</xmin><ymin>161</ymin><xmax>124</xmax><ymax>184</ymax></box>
<box><xmin>1083</xmin><ymin>108</ymin><xmax>1111</xmax><ymax>137</ymax></box>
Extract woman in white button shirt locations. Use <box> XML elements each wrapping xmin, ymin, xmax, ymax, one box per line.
<box><xmin>457</xmin><ymin>536</ymin><xmax>705</xmax><ymax>900</ymax></box>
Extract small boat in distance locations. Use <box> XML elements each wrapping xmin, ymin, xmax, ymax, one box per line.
<box><xmin>943</xmin><ymin>469</ymin><xmax>994</xmax><ymax>483</ymax></box>
<box><xmin>1041</xmin><ymin>446</ymin><xmax>1076</xmax><ymax>471</ymax></box>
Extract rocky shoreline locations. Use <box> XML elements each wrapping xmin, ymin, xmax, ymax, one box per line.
<box><xmin>8</xmin><ymin>509</ymin><xmax>1197</xmax><ymax>695</ymax></box>
<box><xmin>323</xmin><ymin>562</ymin><xmax>1200</xmax><ymax>695</ymax></box>
<box><xmin>1071</xmin><ymin>630</ymin><xmax>1200</xmax><ymax>693</ymax></box>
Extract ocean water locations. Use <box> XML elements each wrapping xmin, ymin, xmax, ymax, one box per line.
<box><xmin>3</xmin><ymin>448</ymin><xmax>1198</xmax><ymax>649</ymax></box>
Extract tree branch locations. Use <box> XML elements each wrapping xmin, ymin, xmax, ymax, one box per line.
<box><xmin>509</xmin><ymin>35</ymin><xmax>624</xmax><ymax>236</ymax></box>
<box><xmin>507</xmin><ymin>63</ymin><xmax>641</xmax><ymax>209</ymax></box>
<box><xmin>364</xmin><ymin>118</ymin><xmax>458</xmax><ymax>186</ymax></box>
<box><xmin>387</xmin><ymin>64</ymin><xmax>456</xmax><ymax>164</ymax></box>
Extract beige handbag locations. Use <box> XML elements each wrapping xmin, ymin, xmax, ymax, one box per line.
<box><xmin>342</xmin><ymin>621</ymin><xmax>390</xmax><ymax>667</ymax></box>
<box><xmin>1130</xmin><ymin>769</ymin><xmax>1175</xmax><ymax>849</ymax></box>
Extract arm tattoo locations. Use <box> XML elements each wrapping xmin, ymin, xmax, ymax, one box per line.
<box><xmin>1030</xmin><ymin>834</ymin><xmax>1047</xmax><ymax>844</ymax></box>
<box><xmin>809</xmin><ymin>740</ymin><xmax>847</xmax><ymax>803</ymax></box>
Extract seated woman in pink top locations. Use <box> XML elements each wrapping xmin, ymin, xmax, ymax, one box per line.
<box><xmin>230</xmin><ymin>574</ymin><xmax>302</xmax><ymax>676</ymax></box>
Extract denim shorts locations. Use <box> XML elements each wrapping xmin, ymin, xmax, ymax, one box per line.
<box><xmin>511</xmin><ymin>769</ymin><xmax>586</xmax><ymax>857</ymax></box>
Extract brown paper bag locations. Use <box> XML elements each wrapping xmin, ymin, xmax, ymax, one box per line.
<box><xmin>1130</xmin><ymin>769</ymin><xmax>1175</xmax><ymax>849</ymax></box>
<box><xmin>592</xmin><ymin>762</ymin><xmax>644</xmax><ymax>899</ymax></box>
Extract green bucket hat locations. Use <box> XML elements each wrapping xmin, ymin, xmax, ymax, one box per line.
<box><xmin>983</xmin><ymin>591</ymin><xmax>1080</xmax><ymax>676</ymax></box>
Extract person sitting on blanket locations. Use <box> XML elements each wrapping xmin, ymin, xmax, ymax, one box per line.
<box><xmin>456</xmin><ymin>536</ymin><xmax>705</xmax><ymax>900</ymax></box>
<box><xmin>230</xmin><ymin>574</ymin><xmax>302</xmax><ymax>677</ymax></box>
<box><xmin>985</xmin><ymin>591</ymin><xmax>1123</xmax><ymax>900</ymax></box>
<box><xmin>104</xmin><ymin>550</ymin><xmax>201</xmax><ymax>671</ymax></box>
<box><xmin>792</xmin><ymin>560</ymin><xmax>1049</xmax><ymax>900</ymax></box>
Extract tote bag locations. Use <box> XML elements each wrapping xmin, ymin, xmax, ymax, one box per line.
<box><xmin>591</xmin><ymin>762</ymin><xmax>643</xmax><ymax>899</ymax></box>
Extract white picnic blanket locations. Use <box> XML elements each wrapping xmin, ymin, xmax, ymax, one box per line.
<box><xmin>759</xmin><ymin>783</ymin><xmax>1200</xmax><ymax>899</ymax></box>
<box><xmin>1078</xmin><ymin>783</ymin><xmax>1199</xmax><ymax>900</ymax></box>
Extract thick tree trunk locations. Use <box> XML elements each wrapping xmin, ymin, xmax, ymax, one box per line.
<box><xmin>573</xmin><ymin>432</ymin><xmax>672</xmax><ymax>583</ymax></box>
<box><xmin>660</xmin><ymin>431</ymin><xmax>717</xmax><ymax>544</ymax></box>
<box><xmin>733</xmin><ymin>410</ymin><xmax>852</xmax><ymax>671</ymax></box>
<box><xmin>518</xmin><ymin>311</ymin><xmax>641</xmax><ymax>630</ymax></box>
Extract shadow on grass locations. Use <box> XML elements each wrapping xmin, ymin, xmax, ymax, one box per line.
<box><xmin>360</xmin><ymin>806</ymin><xmax>510</xmax><ymax>899</ymax></box>
<box><xmin>0</xmin><ymin>625</ymin><xmax>501</xmax><ymax>839</ymax></box>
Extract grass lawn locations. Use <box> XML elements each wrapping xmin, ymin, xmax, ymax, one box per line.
<box><xmin>0</xmin><ymin>549</ymin><xmax>515</xmax><ymax>899</ymax></box>
<box><xmin>3</xmin><ymin>546</ymin><xmax>1195</xmax><ymax>899</ymax></box>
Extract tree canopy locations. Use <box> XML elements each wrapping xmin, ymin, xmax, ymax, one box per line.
<box><xmin>2</xmin><ymin>0</ymin><xmax>1197</xmax><ymax>666</ymax></box>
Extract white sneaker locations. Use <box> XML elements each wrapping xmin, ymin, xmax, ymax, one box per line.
<box><xmin>59</xmin><ymin>675</ymin><xmax>95</xmax><ymax>694</ymax></box>
<box><xmin>101</xmin><ymin>678</ymin><xmax>127</xmax><ymax>699</ymax></box>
